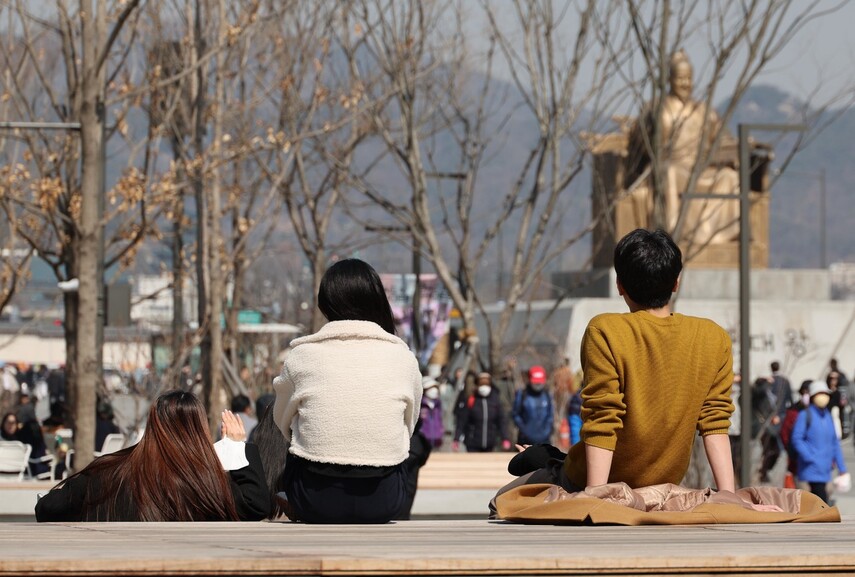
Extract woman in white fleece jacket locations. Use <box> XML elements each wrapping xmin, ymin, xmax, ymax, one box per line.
<box><xmin>272</xmin><ymin>258</ymin><xmax>422</xmax><ymax>523</ymax></box>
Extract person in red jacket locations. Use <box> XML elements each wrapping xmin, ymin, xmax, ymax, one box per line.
<box><xmin>780</xmin><ymin>381</ymin><xmax>812</xmax><ymax>486</ymax></box>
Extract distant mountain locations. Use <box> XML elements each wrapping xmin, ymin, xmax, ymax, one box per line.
<box><xmin>122</xmin><ymin>81</ymin><xmax>855</xmax><ymax>298</ymax></box>
<box><xmin>728</xmin><ymin>85</ymin><xmax>855</xmax><ymax>267</ymax></box>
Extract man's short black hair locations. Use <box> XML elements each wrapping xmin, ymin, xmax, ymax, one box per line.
<box><xmin>614</xmin><ymin>229</ymin><xmax>682</xmax><ymax>309</ymax></box>
<box><xmin>771</xmin><ymin>361</ymin><xmax>780</xmax><ymax>373</ymax></box>
<box><xmin>231</xmin><ymin>394</ymin><xmax>251</xmax><ymax>414</ymax></box>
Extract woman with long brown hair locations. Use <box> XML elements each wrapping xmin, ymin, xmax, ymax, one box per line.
<box><xmin>35</xmin><ymin>390</ymin><xmax>270</xmax><ymax>521</ymax></box>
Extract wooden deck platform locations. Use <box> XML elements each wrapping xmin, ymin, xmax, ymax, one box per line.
<box><xmin>417</xmin><ymin>452</ymin><xmax>515</xmax><ymax>489</ymax></box>
<box><xmin>2</xmin><ymin>518</ymin><xmax>853</xmax><ymax>576</ymax></box>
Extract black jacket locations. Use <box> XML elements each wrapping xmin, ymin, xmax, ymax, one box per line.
<box><xmin>35</xmin><ymin>443</ymin><xmax>270</xmax><ymax>522</ymax></box>
<box><xmin>454</xmin><ymin>391</ymin><xmax>509</xmax><ymax>451</ymax></box>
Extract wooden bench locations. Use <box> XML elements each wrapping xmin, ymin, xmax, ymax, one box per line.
<box><xmin>417</xmin><ymin>452</ymin><xmax>514</xmax><ymax>490</ymax></box>
<box><xmin>3</xmin><ymin>519</ymin><xmax>853</xmax><ymax>575</ymax></box>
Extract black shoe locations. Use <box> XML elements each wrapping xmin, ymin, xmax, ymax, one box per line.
<box><xmin>508</xmin><ymin>444</ymin><xmax>567</xmax><ymax>476</ymax></box>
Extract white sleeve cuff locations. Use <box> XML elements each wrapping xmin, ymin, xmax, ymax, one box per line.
<box><xmin>213</xmin><ymin>438</ymin><xmax>250</xmax><ymax>471</ymax></box>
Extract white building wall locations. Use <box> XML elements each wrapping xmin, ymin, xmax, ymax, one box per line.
<box><xmin>564</xmin><ymin>298</ymin><xmax>855</xmax><ymax>387</ymax></box>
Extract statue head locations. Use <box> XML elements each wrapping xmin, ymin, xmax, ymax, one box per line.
<box><xmin>669</xmin><ymin>50</ymin><xmax>693</xmax><ymax>103</ymax></box>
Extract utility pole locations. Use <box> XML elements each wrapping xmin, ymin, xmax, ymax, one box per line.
<box><xmin>819</xmin><ymin>168</ymin><xmax>827</xmax><ymax>269</ymax></box>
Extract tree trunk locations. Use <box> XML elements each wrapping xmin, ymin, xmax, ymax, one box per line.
<box><xmin>204</xmin><ymin>0</ymin><xmax>228</xmax><ymax>433</ymax></box>
<box><xmin>62</xmin><ymin>292</ymin><xmax>78</xmax><ymax>431</ymax></box>
<box><xmin>310</xmin><ymin>251</ymin><xmax>325</xmax><ymax>332</ymax></box>
<box><xmin>170</xmin><ymin>144</ymin><xmax>186</xmax><ymax>386</ymax></box>
<box><xmin>189</xmin><ymin>0</ymin><xmax>216</xmax><ymax>423</ymax></box>
<box><xmin>226</xmin><ymin>203</ymin><xmax>244</xmax><ymax>375</ymax></box>
<box><xmin>74</xmin><ymin>0</ymin><xmax>107</xmax><ymax>470</ymax></box>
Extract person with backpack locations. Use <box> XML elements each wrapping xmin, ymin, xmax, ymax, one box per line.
<box><xmin>790</xmin><ymin>380</ymin><xmax>848</xmax><ymax>504</ymax></box>
<box><xmin>419</xmin><ymin>377</ymin><xmax>445</xmax><ymax>449</ymax></box>
<box><xmin>780</xmin><ymin>380</ymin><xmax>811</xmax><ymax>488</ymax></box>
<box><xmin>512</xmin><ymin>366</ymin><xmax>554</xmax><ymax>446</ymax></box>
<box><xmin>565</xmin><ymin>388</ymin><xmax>584</xmax><ymax>447</ymax></box>
<box><xmin>756</xmin><ymin>361</ymin><xmax>792</xmax><ymax>483</ymax></box>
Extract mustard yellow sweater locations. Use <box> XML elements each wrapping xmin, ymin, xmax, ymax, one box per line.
<box><xmin>564</xmin><ymin>310</ymin><xmax>734</xmax><ymax>488</ymax></box>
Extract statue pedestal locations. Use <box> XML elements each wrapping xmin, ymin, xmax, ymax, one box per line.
<box><xmin>551</xmin><ymin>268</ymin><xmax>830</xmax><ymax>301</ymax></box>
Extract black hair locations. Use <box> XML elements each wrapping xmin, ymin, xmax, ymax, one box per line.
<box><xmin>248</xmin><ymin>402</ymin><xmax>288</xmax><ymax>519</ymax></box>
<box><xmin>230</xmin><ymin>394</ymin><xmax>251</xmax><ymax>414</ymax></box>
<box><xmin>317</xmin><ymin>258</ymin><xmax>396</xmax><ymax>334</ymax></box>
<box><xmin>613</xmin><ymin>229</ymin><xmax>682</xmax><ymax>309</ymax></box>
<box><xmin>96</xmin><ymin>400</ymin><xmax>114</xmax><ymax>420</ymax></box>
<box><xmin>255</xmin><ymin>393</ymin><xmax>275</xmax><ymax>420</ymax></box>
<box><xmin>770</xmin><ymin>361</ymin><xmax>780</xmax><ymax>373</ymax></box>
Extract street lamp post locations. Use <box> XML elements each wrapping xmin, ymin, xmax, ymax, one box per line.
<box><xmin>820</xmin><ymin>168</ymin><xmax>827</xmax><ymax>268</ymax></box>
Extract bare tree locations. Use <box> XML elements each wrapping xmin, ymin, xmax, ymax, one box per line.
<box><xmin>140</xmin><ymin>0</ymin><xmax>270</xmax><ymax>420</ymax></box>
<box><xmin>0</xmin><ymin>195</ymin><xmax>35</xmax><ymax>317</ymax></box>
<box><xmin>0</xmin><ymin>0</ymin><xmax>146</xmax><ymax>468</ymax></box>
<box><xmin>340</xmin><ymin>0</ymin><xmax>627</xmax><ymax>372</ymax></box>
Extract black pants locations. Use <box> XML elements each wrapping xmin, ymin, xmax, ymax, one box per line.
<box><xmin>465</xmin><ymin>445</ymin><xmax>494</xmax><ymax>453</ymax></box>
<box><xmin>759</xmin><ymin>431</ymin><xmax>781</xmax><ymax>479</ymax></box>
<box><xmin>283</xmin><ymin>454</ymin><xmax>407</xmax><ymax>524</ymax></box>
<box><xmin>808</xmin><ymin>482</ymin><xmax>829</xmax><ymax>504</ymax></box>
<box><xmin>729</xmin><ymin>435</ymin><xmax>742</xmax><ymax>485</ymax></box>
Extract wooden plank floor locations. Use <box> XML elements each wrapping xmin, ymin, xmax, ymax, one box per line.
<box><xmin>1</xmin><ymin>518</ymin><xmax>854</xmax><ymax>576</ymax></box>
<box><xmin>417</xmin><ymin>452</ymin><xmax>515</xmax><ymax>489</ymax></box>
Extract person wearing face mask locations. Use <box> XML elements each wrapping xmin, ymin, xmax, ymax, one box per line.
<box><xmin>790</xmin><ymin>380</ymin><xmax>848</xmax><ymax>504</ymax></box>
<box><xmin>453</xmin><ymin>373</ymin><xmax>511</xmax><ymax>453</ymax></box>
<box><xmin>419</xmin><ymin>377</ymin><xmax>445</xmax><ymax>449</ymax></box>
<box><xmin>512</xmin><ymin>366</ymin><xmax>554</xmax><ymax>447</ymax></box>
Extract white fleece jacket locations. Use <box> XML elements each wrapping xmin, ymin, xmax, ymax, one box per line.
<box><xmin>272</xmin><ymin>320</ymin><xmax>422</xmax><ymax>467</ymax></box>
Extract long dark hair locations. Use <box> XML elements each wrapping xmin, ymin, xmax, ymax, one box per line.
<box><xmin>317</xmin><ymin>258</ymin><xmax>396</xmax><ymax>334</ymax></box>
<box><xmin>249</xmin><ymin>400</ymin><xmax>288</xmax><ymax>518</ymax></box>
<box><xmin>62</xmin><ymin>391</ymin><xmax>239</xmax><ymax>521</ymax></box>
<box><xmin>1</xmin><ymin>412</ymin><xmax>17</xmax><ymax>440</ymax></box>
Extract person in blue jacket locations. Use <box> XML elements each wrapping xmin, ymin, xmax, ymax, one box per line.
<box><xmin>512</xmin><ymin>366</ymin><xmax>554</xmax><ymax>446</ymax></box>
<box><xmin>566</xmin><ymin>389</ymin><xmax>583</xmax><ymax>446</ymax></box>
<box><xmin>791</xmin><ymin>380</ymin><xmax>848</xmax><ymax>504</ymax></box>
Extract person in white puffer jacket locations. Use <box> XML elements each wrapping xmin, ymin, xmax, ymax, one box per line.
<box><xmin>272</xmin><ymin>258</ymin><xmax>422</xmax><ymax>523</ymax></box>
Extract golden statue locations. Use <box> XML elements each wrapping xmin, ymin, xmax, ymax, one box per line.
<box><xmin>624</xmin><ymin>50</ymin><xmax>740</xmax><ymax>246</ymax></box>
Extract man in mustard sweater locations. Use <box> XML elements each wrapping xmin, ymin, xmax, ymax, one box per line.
<box><xmin>504</xmin><ymin>228</ymin><xmax>736</xmax><ymax>494</ymax></box>
<box><xmin>564</xmin><ymin>228</ymin><xmax>735</xmax><ymax>492</ymax></box>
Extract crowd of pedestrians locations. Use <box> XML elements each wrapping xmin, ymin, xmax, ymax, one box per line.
<box><xmin>752</xmin><ymin>358</ymin><xmax>853</xmax><ymax>503</ymax></box>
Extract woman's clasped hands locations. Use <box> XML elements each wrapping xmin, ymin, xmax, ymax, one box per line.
<box><xmin>221</xmin><ymin>410</ymin><xmax>247</xmax><ymax>442</ymax></box>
